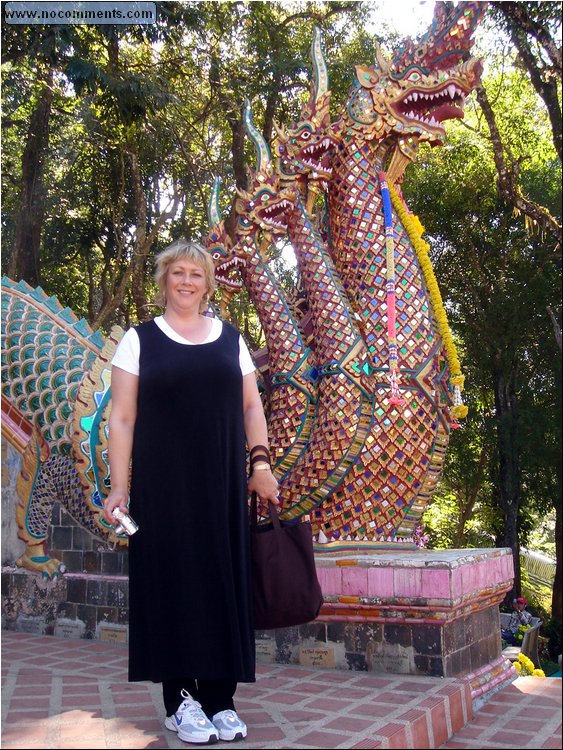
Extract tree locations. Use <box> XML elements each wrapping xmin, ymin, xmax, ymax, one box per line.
<box><xmin>1</xmin><ymin>2</ymin><xmax>370</xmax><ymax>330</ymax></box>
<box><xmin>490</xmin><ymin>1</ymin><xmax>561</xmax><ymax>160</ymax></box>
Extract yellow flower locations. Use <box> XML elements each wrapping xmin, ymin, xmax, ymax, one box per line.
<box><xmin>515</xmin><ymin>653</ymin><xmax>540</xmax><ymax>676</ymax></box>
<box><xmin>452</xmin><ymin>404</ymin><xmax>469</xmax><ymax>419</ymax></box>
<box><xmin>411</xmin><ymin>214</ymin><xmax>425</xmax><ymax>236</ymax></box>
<box><xmin>532</xmin><ymin>669</ymin><xmax>546</xmax><ymax>677</ymax></box>
<box><xmin>516</xmin><ymin>624</ymin><xmax>531</xmax><ymax>643</ymax></box>
<box><xmin>389</xmin><ymin>182</ymin><xmax>467</xmax><ymax>414</ymax></box>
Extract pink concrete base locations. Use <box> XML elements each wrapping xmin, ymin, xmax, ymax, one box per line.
<box><xmin>315</xmin><ymin>547</ymin><xmax>514</xmax><ymax>611</ymax></box>
<box><xmin>255</xmin><ymin>547</ymin><xmax>514</xmax><ymax>702</ymax></box>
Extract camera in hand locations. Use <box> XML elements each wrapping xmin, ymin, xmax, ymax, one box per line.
<box><xmin>112</xmin><ymin>507</ymin><xmax>139</xmax><ymax>536</ymax></box>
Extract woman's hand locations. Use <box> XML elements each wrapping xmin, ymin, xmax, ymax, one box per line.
<box><xmin>248</xmin><ymin>466</ymin><xmax>279</xmax><ymax>507</ymax></box>
<box><xmin>103</xmin><ymin>489</ymin><xmax>130</xmax><ymax>526</ymax></box>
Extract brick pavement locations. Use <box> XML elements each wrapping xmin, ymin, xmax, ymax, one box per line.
<box><xmin>1</xmin><ymin>631</ymin><xmax>561</xmax><ymax>749</ymax></box>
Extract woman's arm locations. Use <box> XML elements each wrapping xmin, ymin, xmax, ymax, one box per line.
<box><xmin>243</xmin><ymin>372</ymin><xmax>279</xmax><ymax>505</ymax></box>
<box><xmin>103</xmin><ymin>365</ymin><xmax>139</xmax><ymax>524</ymax></box>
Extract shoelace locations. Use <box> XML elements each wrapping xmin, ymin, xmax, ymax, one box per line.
<box><xmin>178</xmin><ymin>694</ymin><xmax>209</xmax><ymax>725</ymax></box>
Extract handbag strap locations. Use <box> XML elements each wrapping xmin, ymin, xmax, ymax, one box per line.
<box><xmin>249</xmin><ymin>445</ymin><xmax>271</xmax><ymax>468</ymax></box>
<box><xmin>250</xmin><ymin>453</ymin><xmax>271</xmax><ymax>469</ymax></box>
<box><xmin>250</xmin><ymin>492</ymin><xmax>280</xmax><ymax>531</ymax></box>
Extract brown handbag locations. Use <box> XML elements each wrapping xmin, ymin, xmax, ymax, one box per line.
<box><xmin>250</xmin><ymin>492</ymin><xmax>324</xmax><ymax>630</ymax></box>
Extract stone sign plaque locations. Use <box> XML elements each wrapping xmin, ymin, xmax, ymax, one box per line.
<box><xmin>97</xmin><ymin>623</ymin><xmax>128</xmax><ymax>643</ymax></box>
<box><xmin>255</xmin><ymin>639</ymin><xmax>276</xmax><ymax>661</ymax></box>
<box><xmin>299</xmin><ymin>645</ymin><xmax>336</xmax><ymax>669</ymax></box>
<box><xmin>15</xmin><ymin>615</ymin><xmax>46</xmax><ymax>635</ymax></box>
<box><xmin>54</xmin><ymin>619</ymin><xmax>85</xmax><ymax>640</ymax></box>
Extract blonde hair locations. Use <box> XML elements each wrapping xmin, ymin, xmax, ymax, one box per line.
<box><xmin>154</xmin><ymin>239</ymin><xmax>216</xmax><ymax>311</ymax></box>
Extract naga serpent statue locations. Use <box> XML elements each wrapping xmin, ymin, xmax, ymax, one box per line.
<box><xmin>1</xmin><ymin>1</ymin><xmax>486</xmax><ymax>578</ymax></box>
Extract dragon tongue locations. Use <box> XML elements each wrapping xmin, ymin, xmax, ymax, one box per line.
<box><xmin>431</xmin><ymin>102</ymin><xmax>464</xmax><ymax>122</ymax></box>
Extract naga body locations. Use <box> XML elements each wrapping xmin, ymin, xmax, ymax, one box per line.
<box><xmin>215</xmin><ymin>2</ymin><xmax>485</xmax><ymax>543</ymax></box>
<box><xmin>1</xmin><ymin>279</ymin><xmax>125</xmax><ymax>576</ymax></box>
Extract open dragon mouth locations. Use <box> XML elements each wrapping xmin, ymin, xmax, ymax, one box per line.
<box><xmin>296</xmin><ymin>137</ymin><xmax>335</xmax><ymax>176</ymax></box>
<box><xmin>214</xmin><ymin>255</ymin><xmax>245</xmax><ymax>289</ymax></box>
<box><xmin>255</xmin><ymin>198</ymin><xmax>294</xmax><ymax>230</ymax></box>
<box><xmin>394</xmin><ymin>83</ymin><xmax>466</xmax><ymax>130</ymax></box>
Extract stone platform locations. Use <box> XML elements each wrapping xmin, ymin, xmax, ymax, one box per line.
<box><xmin>255</xmin><ymin>547</ymin><xmax>516</xmax><ymax>699</ymax></box>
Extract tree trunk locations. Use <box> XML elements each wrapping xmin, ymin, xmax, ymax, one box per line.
<box><xmin>9</xmin><ymin>67</ymin><xmax>54</xmax><ymax>285</ymax></box>
<box><xmin>492</xmin><ymin>1</ymin><xmax>562</xmax><ymax>161</ymax></box>
<box><xmin>476</xmin><ymin>85</ymin><xmax>562</xmax><ymax>245</ymax></box>
<box><xmin>91</xmin><ymin>144</ymin><xmax>179</xmax><ymax>330</ymax></box>
<box><xmin>492</xmin><ymin>352</ymin><xmax>521</xmax><ymax>596</ymax></box>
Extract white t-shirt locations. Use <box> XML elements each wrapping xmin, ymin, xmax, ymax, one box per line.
<box><xmin>111</xmin><ymin>316</ymin><xmax>256</xmax><ymax>377</ymax></box>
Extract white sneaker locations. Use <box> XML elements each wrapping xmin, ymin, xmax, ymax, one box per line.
<box><xmin>211</xmin><ymin>709</ymin><xmax>247</xmax><ymax>741</ymax></box>
<box><xmin>164</xmin><ymin>689</ymin><xmax>219</xmax><ymax>744</ymax></box>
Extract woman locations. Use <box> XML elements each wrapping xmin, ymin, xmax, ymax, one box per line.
<box><xmin>103</xmin><ymin>239</ymin><xmax>278</xmax><ymax>744</ymax></box>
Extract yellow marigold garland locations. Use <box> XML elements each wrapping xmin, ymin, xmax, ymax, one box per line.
<box><xmin>388</xmin><ymin>183</ymin><xmax>468</xmax><ymax>421</ymax></box>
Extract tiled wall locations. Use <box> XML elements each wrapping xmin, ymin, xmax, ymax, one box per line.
<box><xmin>2</xmin><ymin>502</ymin><xmax>130</xmax><ymax>640</ymax></box>
<box><xmin>48</xmin><ymin>503</ymin><xmax>129</xmax><ymax>577</ymax></box>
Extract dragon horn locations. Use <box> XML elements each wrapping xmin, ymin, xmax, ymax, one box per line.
<box><xmin>235</xmin><ymin>185</ymin><xmax>252</xmax><ymax>202</ymax></box>
<box><xmin>311</xmin><ymin>27</ymin><xmax>329</xmax><ymax>100</ymax></box>
<box><xmin>272</xmin><ymin>118</ymin><xmax>288</xmax><ymax>141</ymax></box>
<box><xmin>207</xmin><ymin>176</ymin><xmax>222</xmax><ymax>227</ymax></box>
<box><xmin>373</xmin><ymin>41</ymin><xmax>391</xmax><ymax>74</ymax></box>
<box><xmin>243</xmin><ymin>98</ymin><xmax>272</xmax><ymax>172</ymax></box>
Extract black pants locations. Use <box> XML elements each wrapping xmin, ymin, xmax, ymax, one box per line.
<box><xmin>163</xmin><ymin>678</ymin><xmax>237</xmax><ymax>719</ymax></box>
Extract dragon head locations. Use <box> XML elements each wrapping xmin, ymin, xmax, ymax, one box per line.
<box><xmin>206</xmin><ymin>177</ymin><xmax>246</xmax><ymax>290</ymax></box>
<box><xmin>207</xmin><ymin>100</ymin><xmax>296</xmax><ymax>287</ymax></box>
<box><xmin>235</xmin><ymin>99</ymin><xmax>296</xmax><ymax>238</ymax></box>
<box><xmin>274</xmin><ymin>27</ymin><xmax>338</xmax><ymax>190</ymax></box>
<box><xmin>235</xmin><ymin>177</ymin><xmax>296</xmax><ymax>238</ymax></box>
<box><xmin>344</xmin><ymin>1</ymin><xmax>486</xmax><ymax>180</ymax></box>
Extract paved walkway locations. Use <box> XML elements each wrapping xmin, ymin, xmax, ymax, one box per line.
<box><xmin>1</xmin><ymin>631</ymin><xmax>561</xmax><ymax>749</ymax></box>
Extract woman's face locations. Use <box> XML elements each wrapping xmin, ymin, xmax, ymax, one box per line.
<box><xmin>165</xmin><ymin>258</ymin><xmax>208</xmax><ymax>313</ymax></box>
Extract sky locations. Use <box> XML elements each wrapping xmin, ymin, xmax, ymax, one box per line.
<box><xmin>368</xmin><ymin>0</ymin><xmax>437</xmax><ymax>40</ymax></box>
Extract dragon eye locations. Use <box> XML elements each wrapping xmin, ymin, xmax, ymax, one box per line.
<box><xmin>407</xmin><ymin>71</ymin><xmax>422</xmax><ymax>82</ymax></box>
<box><xmin>300</xmin><ymin>130</ymin><xmax>311</xmax><ymax>140</ymax></box>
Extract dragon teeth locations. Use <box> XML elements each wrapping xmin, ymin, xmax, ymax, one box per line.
<box><xmin>404</xmin><ymin>85</ymin><xmax>462</xmax><ymax>106</ymax></box>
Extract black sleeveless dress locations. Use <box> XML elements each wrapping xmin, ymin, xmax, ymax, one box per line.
<box><xmin>127</xmin><ymin>319</ymin><xmax>255</xmax><ymax>684</ymax></box>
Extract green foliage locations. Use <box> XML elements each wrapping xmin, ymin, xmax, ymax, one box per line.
<box><xmin>2</xmin><ymin>1</ymin><xmax>373</xmax><ymax>327</ymax></box>
<box><xmin>521</xmin><ymin>569</ymin><xmax>553</xmax><ymax>619</ymax></box>
<box><xmin>540</xmin><ymin>618</ymin><xmax>563</xmax><ymax>664</ymax></box>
